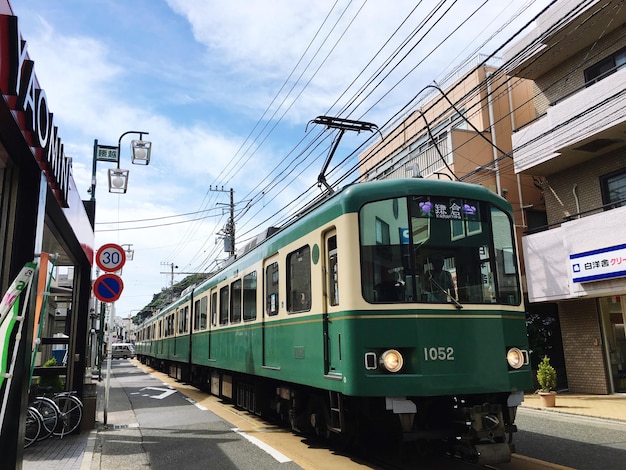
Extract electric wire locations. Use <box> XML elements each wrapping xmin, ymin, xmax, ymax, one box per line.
<box><xmin>160</xmin><ymin>1</ymin><xmax>608</xmax><ymax>284</ymax></box>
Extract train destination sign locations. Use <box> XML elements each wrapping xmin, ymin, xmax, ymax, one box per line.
<box><xmin>96</xmin><ymin>243</ymin><xmax>127</xmax><ymax>272</ymax></box>
<box><xmin>93</xmin><ymin>274</ymin><xmax>124</xmax><ymax>303</ymax></box>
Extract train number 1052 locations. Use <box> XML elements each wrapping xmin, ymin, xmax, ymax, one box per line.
<box><xmin>423</xmin><ymin>346</ymin><xmax>455</xmax><ymax>361</ymax></box>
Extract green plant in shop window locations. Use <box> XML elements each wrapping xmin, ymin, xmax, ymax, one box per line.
<box><xmin>39</xmin><ymin>358</ymin><xmax>63</xmax><ymax>392</ymax></box>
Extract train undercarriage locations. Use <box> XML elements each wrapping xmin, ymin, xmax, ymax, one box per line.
<box><xmin>141</xmin><ymin>357</ymin><xmax>519</xmax><ymax>466</ymax></box>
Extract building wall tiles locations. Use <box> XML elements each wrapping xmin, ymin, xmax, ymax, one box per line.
<box><xmin>542</xmin><ymin>149</ymin><xmax>626</xmax><ymax>226</ymax></box>
<box><xmin>558</xmin><ymin>298</ymin><xmax>609</xmax><ymax>394</ymax></box>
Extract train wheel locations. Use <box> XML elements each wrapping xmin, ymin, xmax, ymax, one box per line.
<box><xmin>308</xmin><ymin>397</ymin><xmax>330</xmax><ymax>440</ymax></box>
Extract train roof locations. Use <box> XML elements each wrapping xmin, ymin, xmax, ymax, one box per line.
<box><xmin>338</xmin><ymin>178</ymin><xmax>511</xmax><ymax>212</ymax></box>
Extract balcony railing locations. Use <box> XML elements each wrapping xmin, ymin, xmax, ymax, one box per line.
<box><xmin>525</xmin><ymin>198</ymin><xmax>626</xmax><ymax>235</ymax></box>
<box><xmin>512</xmin><ymin>68</ymin><xmax>626</xmax><ymax>174</ymax></box>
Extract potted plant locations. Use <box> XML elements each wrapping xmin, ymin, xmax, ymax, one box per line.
<box><xmin>537</xmin><ymin>355</ymin><xmax>557</xmax><ymax>407</ymax></box>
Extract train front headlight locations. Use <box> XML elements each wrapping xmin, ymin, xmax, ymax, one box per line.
<box><xmin>506</xmin><ymin>347</ymin><xmax>526</xmax><ymax>369</ymax></box>
<box><xmin>381</xmin><ymin>349</ymin><xmax>404</xmax><ymax>373</ymax></box>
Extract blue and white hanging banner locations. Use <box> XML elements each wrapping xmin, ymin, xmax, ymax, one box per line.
<box><xmin>570</xmin><ymin>243</ymin><xmax>626</xmax><ymax>283</ymax></box>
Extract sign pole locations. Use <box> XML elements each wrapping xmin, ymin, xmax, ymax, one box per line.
<box><xmin>94</xmin><ymin>243</ymin><xmax>126</xmax><ymax>427</ymax></box>
<box><xmin>103</xmin><ymin>301</ymin><xmax>114</xmax><ymax>426</ymax></box>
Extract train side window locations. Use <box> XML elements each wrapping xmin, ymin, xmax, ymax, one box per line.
<box><xmin>199</xmin><ymin>296</ymin><xmax>208</xmax><ymax>329</ymax></box>
<box><xmin>166</xmin><ymin>314</ymin><xmax>174</xmax><ymax>336</ymax></box>
<box><xmin>194</xmin><ymin>299</ymin><xmax>200</xmax><ymax>330</ymax></box>
<box><xmin>178</xmin><ymin>306</ymin><xmax>188</xmax><ymax>333</ymax></box>
<box><xmin>360</xmin><ymin>198</ymin><xmax>409</xmax><ymax>303</ymax></box>
<box><xmin>243</xmin><ymin>272</ymin><xmax>257</xmax><ymax>321</ymax></box>
<box><xmin>210</xmin><ymin>291</ymin><xmax>217</xmax><ymax>326</ymax></box>
<box><xmin>287</xmin><ymin>245</ymin><xmax>311</xmax><ymax>313</ymax></box>
<box><xmin>266</xmin><ymin>262</ymin><xmax>279</xmax><ymax>316</ymax></box>
<box><xmin>230</xmin><ymin>279</ymin><xmax>242</xmax><ymax>323</ymax></box>
<box><xmin>328</xmin><ymin>235</ymin><xmax>339</xmax><ymax>306</ymax></box>
<box><xmin>219</xmin><ymin>286</ymin><xmax>229</xmax><ymax>325</ymax></box>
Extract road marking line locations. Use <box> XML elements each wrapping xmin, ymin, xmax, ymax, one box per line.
<box><xmin>232</xmin><ymin>427</ymin><xmax>292</xmax><ymax>463</ymax></box>
<box><xmin>183</xmin><ymin>396</ymin><xmax>209</xmax><ymax>411</ymax></box>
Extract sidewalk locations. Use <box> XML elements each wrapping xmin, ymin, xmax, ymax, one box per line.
<box><xmin>520</xmin><ymin>392</ymin><xmax>626</xmax><ymax>422</ymax></box>
<box><xmin>22</xmin><ymin>368</ymin><xmax>626</xmax><ymax>469</ymax></box>
<box><xmin>22</xmin><ymin>368</ymin><xmax>143</xmax><ymax>470</ymax></box>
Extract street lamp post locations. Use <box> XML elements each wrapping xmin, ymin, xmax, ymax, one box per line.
<box><xmin>88</xmin><ymin>131</ymin><xmax>152</xmax><ymax>424</ymax></box>
<box><xmin>90</xmin><ymin>131</ymin><xmax>152</xmax><ymax>200</ymax></box>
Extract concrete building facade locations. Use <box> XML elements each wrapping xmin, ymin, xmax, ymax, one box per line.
<box><xmin>504</xmin><ymin>0</ymin><xmax>626</xmax><ymax>394</ymax></box>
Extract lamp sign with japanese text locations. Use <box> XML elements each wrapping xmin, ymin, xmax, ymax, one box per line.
<box><xmin>95</xmin><ymin>145</ymin><xmax>119</xmax><ymax>163</ymax></box>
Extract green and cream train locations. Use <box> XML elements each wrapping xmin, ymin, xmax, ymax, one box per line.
<box><xmin>135</xmin><ymin>178</ymin><xmax>532</xmax><ymax>465</ymax></box>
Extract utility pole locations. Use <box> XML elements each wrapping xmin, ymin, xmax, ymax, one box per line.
<box><xmin>210</xmin><ymin>186</ymin><xmax>236</xmax><ymax>258</ymax></box>
<box><xmin>160</xmin><ymin>261</ymin><xmax>178</xmax><ymax>287</ymax></box>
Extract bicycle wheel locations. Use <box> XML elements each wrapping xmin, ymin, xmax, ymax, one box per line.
<box><xmin>24</xmin><ymin>407</ymin><xmax>42</xmax><ymax>448</ymax></box>
<box><xmin>31</xmin><ymin>396</ymin><xmax>60</xmax><ymax>441</ymax></box>
<box><xmin>52</xmin><ymin>394</ymin><xmax>83</xmax><ymax>436</ymax></box>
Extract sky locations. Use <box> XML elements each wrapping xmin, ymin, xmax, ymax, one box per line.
<box><xmin>11</xmin><ymin>0</ymin><xmax>553</xmax><ymax>319</ymax></box>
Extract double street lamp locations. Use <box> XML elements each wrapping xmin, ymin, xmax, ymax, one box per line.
<box><xmin>89</xmin><ymin>130</ymin><xmax>152</xmax><ymax>200</ymax></box>
<box><xmin>88</xmin><ymin>131</ymin><xmax>151</xmax><ymax>386</ymax></box>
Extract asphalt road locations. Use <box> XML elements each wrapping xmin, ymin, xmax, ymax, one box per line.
<box><xmin>101</xmin><ymin>361</ymin><xmax>303</xmax><ymax>470</ymax></box>
<box><xmin>514</xmin><ymin>407</ymin><xmax>626</xmax><ymax>470</ymax></box>
<box><xmin>105</xmin><ymin>361</ymin><xmax>626</xmax><ymax>470</ymax></box>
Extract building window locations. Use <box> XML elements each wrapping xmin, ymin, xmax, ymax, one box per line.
<box><xmin>584</xmin><ymin>47</ymin><xmax>626</xmax><ymax>85</ymax></box>
<box><xmin>375</xmin><ymin>217</ymin><xmax>390</xmax><ymax>245</ymax></box>
<box><xmin>600</xmin><ymin>168</ymin><xmax>626</xmax><ymax>209</ymax></box>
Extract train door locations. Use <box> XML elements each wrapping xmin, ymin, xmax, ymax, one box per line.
<box><xmin>262</xmin><ymin>255</ymin><xmax>281</xmax><ymax>369</ymax></box>
<box><xmin>208</xmin><ymin>289</ymin><xmax>217</xmax><ymax>360</ymax></box>
<box><xmin>323</xmin><ymin>230</ymin><xmax>342</xmax><ymax>377</ymax></box>
<box><xmin>158</xmin><ymin>319</ymin><xmax>163</xmax><ymax>357</ymax></box>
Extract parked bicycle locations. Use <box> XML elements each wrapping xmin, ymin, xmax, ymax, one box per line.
<box><xmin>24</xmin><ymin>406</ymin><xmax>43</xmax><ymax>448</ymax></box>
<box><xmin>51</xmin><ymin>391</ymin><xmax>83</xmax><ymax>437</ymax></box>
<box><xmin>30</xmin><ymin>395</ymin><xmax>59</xmax><ymax>441</ymax></box>
<box><xmin>25</xmin><ymin>387</ymin><xmax>83</xmax><ymax>447</ymax></box>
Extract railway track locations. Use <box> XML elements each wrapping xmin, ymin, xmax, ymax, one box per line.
<box><xmin>136</xmin><ymin>361</ymin><xmax>538</xmax><ymax>470</ymax></box>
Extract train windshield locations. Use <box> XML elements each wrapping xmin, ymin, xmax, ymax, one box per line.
<box><xmin>359</xmin><ymin>195</ymin><xmax>521</xmax><ymax>306</ymax></box>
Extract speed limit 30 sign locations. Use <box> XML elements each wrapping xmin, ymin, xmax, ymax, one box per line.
<box><xmin>96</xmin><ymin>243</ymin><xmax>127</xmax><ymax>272</ymax></box>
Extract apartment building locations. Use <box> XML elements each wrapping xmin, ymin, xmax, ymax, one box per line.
<box><xmin>504</xmin><ymin>0</ymin><xmax>626</xmax><ymax>394</ymax></box>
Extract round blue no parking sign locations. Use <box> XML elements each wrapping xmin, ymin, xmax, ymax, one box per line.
<box><xmin>93</xmin><ymin>273</ymin><xmax>124</xmax><ymax>303</ymax></box>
